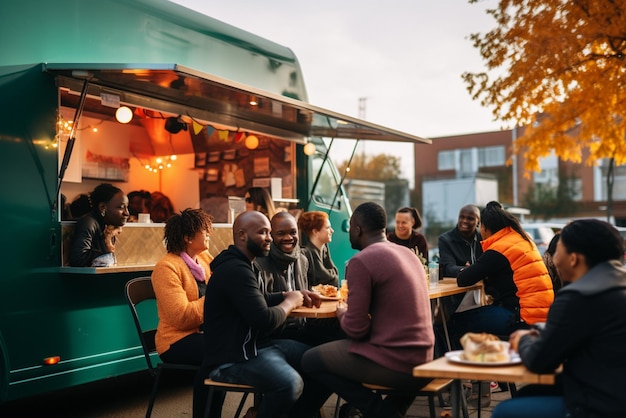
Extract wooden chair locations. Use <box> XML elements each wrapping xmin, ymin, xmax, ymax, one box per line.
<box><xmin>203</xmin><ymin>378</ymin><xmax>257</xmax><ymax>418</ymax></box>
<box><xmin>333</xmin><ymin>378</ymin><xmax>466</xmax><ymax>418</ymax></box>
<box><xmin>125</xmin><ymin>277</ymin><xmax>199</xmax><ymax>418</ymax></box>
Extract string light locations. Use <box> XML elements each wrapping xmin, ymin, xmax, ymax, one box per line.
<box><xmin>144</xmin><ymin>155</ymin><xmax>177</xmax><ymax>172</ymax></box>
<box><xmin>115</xmin><ymin>106</ymin><xmax>133</xmax><ymax>124</ymax></box>
<box><xmin>245</xmin><ymin>134</ymin><xmax>259</xmax><ymax>150</ymax></box>
<box><xmin>303</xmin><ymin>142</ymin><xmax>316</xmax><ymax>156</ymax></box>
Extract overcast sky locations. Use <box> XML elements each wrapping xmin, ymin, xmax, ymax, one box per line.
<box><xmin>171</xmin><ymin>0</ymin><xmax>502</xmax><ymax>184</ymax></box>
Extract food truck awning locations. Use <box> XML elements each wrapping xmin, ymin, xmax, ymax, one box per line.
<box><xmin>45</xmin><ymin>63</ymin><xmax>431</xmax><ymax>145</ymax></box>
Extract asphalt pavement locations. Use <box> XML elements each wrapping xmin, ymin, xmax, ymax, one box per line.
<box><xmin>0</xmin><ymin>370</ymin><xmax>511</xmax><ymax>417</ymax></box>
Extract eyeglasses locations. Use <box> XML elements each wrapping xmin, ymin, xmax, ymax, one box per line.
<box><xmin>245</xmin><ymin>197</ymin><xmax>253</xmax><ymax>204</ymax></box>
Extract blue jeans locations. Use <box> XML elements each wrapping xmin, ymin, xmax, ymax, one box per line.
<box><xmin>491</xmin><ymin>396</ymin><xmax>568</xmax><ymax>418</ymax></box>
<box><xmin>194</xmin><ymin>339</ymin><xmax>330</xmax><ymax>418</ymax></box>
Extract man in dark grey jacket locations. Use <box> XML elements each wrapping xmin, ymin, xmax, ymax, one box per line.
<box><xmin>492</xmin><ymin>219</ymin><xmax>626</xmax><ymax>418</ymax></box>
<box><xmin>438</xmin><ymin>204</ymin><xmax>483</xmax><ymax>312</ymax></box>
<box><xmin>435</xmin><ymin>205</ymin><xmax>483</xmax><ymax>358</ymax></box>
<box><xmin>438</xmin><ymin>204</ymin><xmax>483</xmax><ymax>279</ymax></box>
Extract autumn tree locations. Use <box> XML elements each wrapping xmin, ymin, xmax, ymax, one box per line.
<box><xmin>463</xmin><ymin>1</ymin><xmax>626</xmax><ymax>198</ymax></box>
<box><xmin>337</xmin><ymin>153</ymin><xmax>403</xmax><ymax>181</ymax></box>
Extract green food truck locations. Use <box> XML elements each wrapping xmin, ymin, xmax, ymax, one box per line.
<box><xmin>0</xmin><ymin>0</ymin><xmax>429</xmax><ymax>402</ymax></box>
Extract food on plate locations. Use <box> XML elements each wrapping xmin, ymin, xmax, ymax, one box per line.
<box><xmin>459</xmin><ymin>332</ymin><xmax>510</xmax><ymax>363</ymax></box>
<box><xmin>311</xmin><ymin>284</ymin><xmax>338</xmax><ymax>298</ymax></box>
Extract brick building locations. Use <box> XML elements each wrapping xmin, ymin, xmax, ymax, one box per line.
<box><xmin>413</xmin><ymin>128</ymin><xmax>626</xmax><ymax>226</ymax></box>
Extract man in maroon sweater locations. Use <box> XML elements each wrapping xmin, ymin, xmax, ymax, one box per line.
<box><xmin>303</xmin><ymin>202</ymin><xmax>434</xmax><ymax>418</ymax></box>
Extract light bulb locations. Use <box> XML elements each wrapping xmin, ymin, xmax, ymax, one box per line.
<box><xmin>245</xmin><ymin>134</ymin><xmax>259</xmax><ymax>150</ymax></box>
<box><xmin>115</xmin><ymin>106</ymin><xmax>133</xmax><ymax>124</ymax></box>
<box><xmin>303</xmin><ymin>142</ymin><xmax>316</xmax><ymax>156</ymax></box>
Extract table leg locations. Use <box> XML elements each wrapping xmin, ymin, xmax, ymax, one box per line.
<box><xmin>450</xmin><ymin>379</ymin><xmax>470</xmax><ymax>418</ymax></box>
<box><xmin>450</xmin><ymin>379</ymin><xmax>461</xmax><ymax>418</ymax></box>
<box><xmin>437</xmin><ymin>298</ymin><xmax>452</xmax><ymax>351</ymax></box>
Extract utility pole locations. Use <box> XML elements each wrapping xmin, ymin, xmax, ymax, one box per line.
<box><xmin>358</xmin><ymin>97</ymin><xmax>367</xmax><ymax>119</ymax></box>
<box><xmin>358</xmin><ymin>97</ymin><xmax>367</xmax><ymax>165</ymax></box>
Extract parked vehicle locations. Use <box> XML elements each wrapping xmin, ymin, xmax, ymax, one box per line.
<box><xmin>521</xmin><ymin>223</ymin><xmax>562</xmax><ymax>255</ymax></box>
<box><xmin>0</xmin><ymin>0</ymin><xmax>429</xmax><ymax>403</ymax></box>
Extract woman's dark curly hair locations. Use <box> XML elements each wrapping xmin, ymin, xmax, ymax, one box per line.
<box><xmin>164</xmin><ymin>208</ymin><xmax>213</xmax><ymax>253</ymax></box>
<box><xmin>480</xmin><ymin>201</ymin><xmax>531</xmax><ymax>244</ymax></box>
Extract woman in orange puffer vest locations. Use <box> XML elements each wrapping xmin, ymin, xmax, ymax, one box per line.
<box><xmin>447</xmin><ymin>201</ymin><xmax>554</xmax><ymax>349</ymax></box>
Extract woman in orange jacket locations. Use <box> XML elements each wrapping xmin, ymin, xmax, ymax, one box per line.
<box><xmin>447</xmin><ymin>201</ymin><xmax>554</xmax><ymax>349</ymax></box>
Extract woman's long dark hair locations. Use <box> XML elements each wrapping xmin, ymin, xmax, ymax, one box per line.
<box><xmin>480</xmin><ymin>201</ymin><xmax>531</xmax><ymax>244</ymax></box>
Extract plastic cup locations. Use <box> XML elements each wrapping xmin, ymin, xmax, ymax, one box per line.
<box><xmin>429</xmin><ymin>264</ymin><xmax>439</xmax><ymax>287</ymax></box>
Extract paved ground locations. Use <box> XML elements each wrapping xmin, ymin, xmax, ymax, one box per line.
<box><xmin>0</xmin><ymin>369</ymin><xmax>515</xmax><ymax>417</ymax></box>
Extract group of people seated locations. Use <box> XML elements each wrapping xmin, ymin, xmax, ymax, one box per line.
<box><xmin>185</xmin><ymin>202</ymin><xmax>434</xmax><ymax>418</ymax></box>
<box><xmin>68</xmin><ymin>180</ymin><xmax>626</xmax><ymax>416</ymax></box>
<box><xmin>425</xmin><ymin>202</ymin><xmax>626</xmax><ymax>417</ymax></box>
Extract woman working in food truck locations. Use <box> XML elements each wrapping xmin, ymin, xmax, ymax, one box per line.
<box><xmin>244</xmin><ymin>187</ymin><xmax>277</xmax><ymax>219</ymax></box>
<box><xmin>68</xmin><ymin>183</ymin><xmax>129</xmax><ymax>267</ymax></box>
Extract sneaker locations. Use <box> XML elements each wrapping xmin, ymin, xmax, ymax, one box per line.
<box><xmin>469</xmin><ymin>381</ymin><xmax>491</xmax><ymax>408</ymax></box>
<box><xmin>490</xmin><ymin>381</ymin><xmax>500</xmax><ymax>392</ymax></box>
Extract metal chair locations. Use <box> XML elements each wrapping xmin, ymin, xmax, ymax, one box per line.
<box><xmin>125</xmin><ymin>276</ymin><xmax>199</xmax><ymax>418</ymax></box>
<box><xmin>203</xmin><ymin>378</ymin><xmax>256</xmax><ymax>418</ymax></box>
<box><xmin>333</xmin><ymin>378</ymin><xmax>466</xmax><ymax>418</ymax></box>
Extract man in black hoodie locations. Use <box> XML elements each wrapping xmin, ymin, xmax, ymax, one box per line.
<box><xmin>192</xmin><ymin>210</ymin><xmax>329</xmax><ymax>418</ymax></box>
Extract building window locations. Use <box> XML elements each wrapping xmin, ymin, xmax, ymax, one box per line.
<box><xmin>478</xmin><ymin>146</ymin><xmax>505</xmax><ymax>167</ymax></box>
<box><xmin>438</xmin><ymin>150</ymin><xmax>455</xmax><ymax>171</ymax></box>
<box><xmin>595</xmin><ymin>159</ymin><xmax>626</xmax><ymax>200</ymax></box>
<box><xmin>534</xmin><ymin>153</ymin><xmax>559</xmax><ymax>187</ymax></box>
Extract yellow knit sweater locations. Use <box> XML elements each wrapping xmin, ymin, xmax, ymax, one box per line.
<box><xmin>151</xmin><ymin>251</ymin><xmax>212</xmax><ymax>355</ymax></box>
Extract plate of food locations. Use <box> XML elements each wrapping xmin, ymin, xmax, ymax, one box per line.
<box><xmin>445</xmin><ymin>332</ymin><xmax>521</xmax><ymax>366</ymax></box>
<box><xmin>311</xmin><ymin>284</ymin><xmax>341</xmax><ymax>300</ymax></box>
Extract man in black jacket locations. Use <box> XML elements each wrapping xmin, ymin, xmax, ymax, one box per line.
<box><xmin>192</xmin><ymin>211</ymin><xmax>328</xmax><ymax>418</ymax></box>
<box><xmin>435</xmin><ymin>205</ymin><xmax>483</xmax><ymax>355</ymax></box>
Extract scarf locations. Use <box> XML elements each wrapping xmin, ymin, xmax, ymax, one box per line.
<box><xmin>181</xmin><ymin>252</ymin><xmax>207</xmax><ymax>297</ymax></box>
<box><xmin>268</xmin><ymin>241</ymin><xmax>300</xmax><ymax>270</ymax></box>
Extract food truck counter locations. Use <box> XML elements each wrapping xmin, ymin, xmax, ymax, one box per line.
<box><xmin>60</xmin><ymin>222</ymin><xmax>234</xmax><ymax>273</ymax></box>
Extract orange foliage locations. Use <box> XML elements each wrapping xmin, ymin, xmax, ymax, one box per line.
<box><xmin>464</xmin><ymin>0</ymin><xmax>626</xmax><ymax>171</ymax></box>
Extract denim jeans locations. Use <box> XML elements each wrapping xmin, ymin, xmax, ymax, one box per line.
<box><xmin>195</xmin><ymin>339</ymin><xmax>330</xmax><ymax>418</ymax></box>
<box><xmin>491</xmin><ymin>396</ymin><xmax>568</xmax><ymax>418</ymax></box>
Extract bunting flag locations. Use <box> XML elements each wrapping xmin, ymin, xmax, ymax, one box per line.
<box><xmin>205</xmin><ymin>125</ymin><xmax>215</xmax><ymax>137</ymax></box>
<box><xmin>133</xmin><ymin>108</ymin><xmax>146</xmax><ymax>119</ymax></box>
<box><xmin>218</xmin><ymin>129</ymin><xmax>229</xmax><ymax>142</ymax></box>
<box><xmin>235</xmin><ymin>132</ymin><xmax>245</xmax><ymax>143</ymax></box>
<box><xmin>192</xmin><ymin>121</ymin><xmax>204</xmax><ymax>135</ymax></box>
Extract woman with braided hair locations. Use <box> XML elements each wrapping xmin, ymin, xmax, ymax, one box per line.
<box><xmin>68</xmin><ymin>183</ymin><xmax>129</xmax><ymax>267</ymax></box>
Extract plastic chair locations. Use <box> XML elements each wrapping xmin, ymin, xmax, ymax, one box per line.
<box><xmin>125</xmin><ymin>276</ymin><xmax>199</xmax><ymax>418</ymax></box>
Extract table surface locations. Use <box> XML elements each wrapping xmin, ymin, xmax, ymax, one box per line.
<box><xmin>290</xmin><ymin>279</ymin><xmax>480</xmax><ymax>318</ymax></box>
<box><xmin>428</xmin><ymin>278</ymin><xmax>483</xmax><ymax>299</ymax></box>
<box><xmin>290</xmin><ymin>300</ymin><xmax>338</xmax><ymax>318</ymax></box>
<box><xmin>413</xmin><ymin>356</ymin><xmax>556</xmax><ymax>385</ymax></box>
